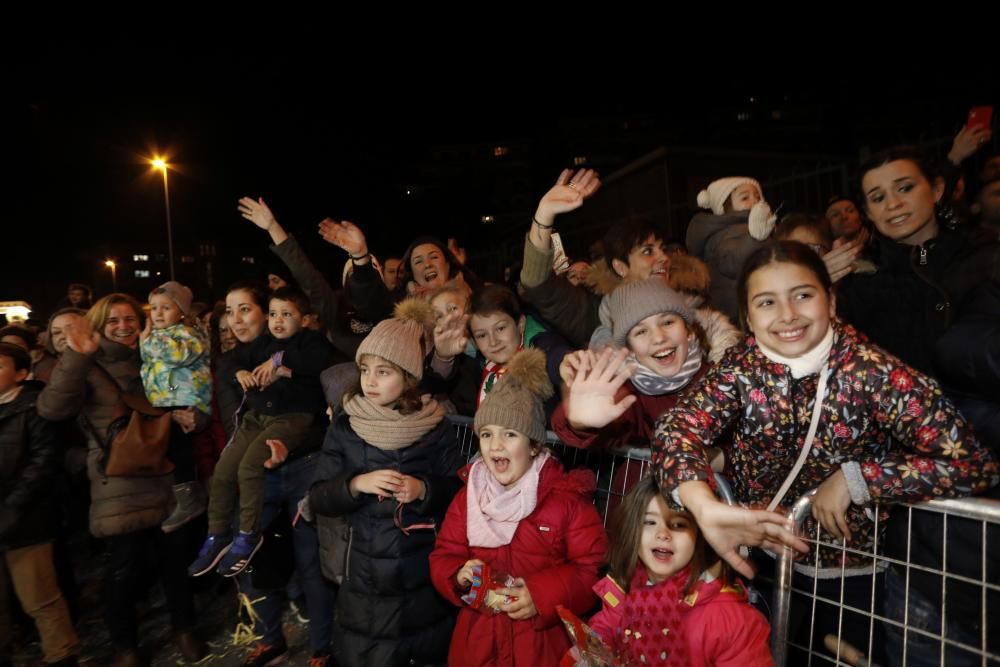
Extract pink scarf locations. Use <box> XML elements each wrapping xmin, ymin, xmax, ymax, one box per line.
<box><xmin>466</xmin><ymin>452</ymin><xmax>551</xmax><ymax>548</ymax></box>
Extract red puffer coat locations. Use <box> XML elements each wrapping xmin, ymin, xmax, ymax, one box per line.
<box><xmin>430</xmin><ymin>458</ymin><xmax>608</xmax><ymax>666</ymax></box>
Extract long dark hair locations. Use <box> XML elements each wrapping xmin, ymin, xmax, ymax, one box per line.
<box><xmin>607</xmin><ymin>476</ymin><xmax>727</xmax><ymax>595</ymax></box>
<box><xmin>857</xmin><ymin>145</ymin><xmax>940</xmax><ymax>213</ymax></box>
<box><xmin>224</xmin><ymin>280</ymin><xmax>270</xmax><ymax>311</ymax></box>
<box><xmin>736</xmin><ymin>240</ymin><xmax>833</xmax><ymax>333</ymax></box>
<box><xmin>402</xmin><ymin>236</ymin><xmax>480</xmax><ymax>289</ymax></box>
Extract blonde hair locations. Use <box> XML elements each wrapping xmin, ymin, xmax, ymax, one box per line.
<box><xmin>86</xmin><ymin>294</ymin><xmax>145</xmax><ymax>336</ymax></box>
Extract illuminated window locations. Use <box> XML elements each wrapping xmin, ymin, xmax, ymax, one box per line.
<box><xmin>134</xmin><ymin>270</ymin><xmax>150</xmax><ymax>278</ymax></box>
<box><xmin>133</xmin><ymin>254</ymin><xmax>149</xmax><ymax>262</ymax></box>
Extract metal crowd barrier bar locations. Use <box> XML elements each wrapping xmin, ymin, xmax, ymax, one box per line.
<box><xmin>771</xmin><ymin>491</ymin><xmax>1000</xmax><ymax>667</ymax></box>
<box><xmin>449</xmin><ymin>414</ymin><xmax>734</xmax><ymax>522</ymax></box>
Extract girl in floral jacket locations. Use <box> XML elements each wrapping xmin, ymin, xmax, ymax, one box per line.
<box><xmin>650</xmin><ymin>241</ymin><xmax>998</xmax><ymax>662</ymax></box>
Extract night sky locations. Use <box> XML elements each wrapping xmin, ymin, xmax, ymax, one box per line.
<box><xmin>8</xmin><ymin>41</ymin><xmax>997</xmax><ymax>318</ymax></box>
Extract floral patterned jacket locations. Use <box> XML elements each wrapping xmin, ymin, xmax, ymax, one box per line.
<box><xmin>652</xmin><ymin>321</ymin><xmax>998</xmax><ymax>570</ymax></box>
<box><xmin>140</xmin><ymin>323</ymin><xmax>212</xmax><ymax>415</ymax></box>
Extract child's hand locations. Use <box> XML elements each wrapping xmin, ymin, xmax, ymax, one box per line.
<box><xmin>350</xmin><ymin>469</ymin><xmax>403</xmax><ymax>498</ymax></box>
<box><xmin>171</xmin><ymin>408</ymin><xmax>198</xmax><ymax>434</ymax></box>
<box><xmin>263</xmin><ymin>439</ymin><xmax>289</xmax><ymax>469</ymax></box>
<box><xmin>252</xmin><ymin>359</ymin><xmax>277</xmax><ymax>386</ymax></box>
<box><xmin>456</xmin><ymin>559</ymin><xmax>485</xmax><ymax>588</ymax></box>
<box><xmin>139</xmin><ymin>316</ymin><xmax>153</xmax><ymax>342</ymax></box>
<box><xmin>236</xmin><ymin>370</ymin><xmax>258</xmax><ymax>391</ymax></box>
<box><xmin>433</xmin><ymin>310</ymin><xmax>469</xmax><ymax>360</ymax></box>
<box><xmin>566</xmin><ymin>348</ymin><xmax>637</xmax><ymax>430</ymax></box>
<box><xmin>812</xmin><ymin>468</ymin><xmax>853</xmax><ymax>542</ymax></box>
<box><xmin>499</xmin><ymin>578</ymin><xmax>537</xmax><ymax>620</ymax></box>
<box><xmin>558</xmin><ymin>349</ymin><xmax>587</xmax><ymax>387</ymax></box>
<box><xmin>394</xmin><ymin>475</ymin><xmax>425</xmax><ymax>504</ymax></box>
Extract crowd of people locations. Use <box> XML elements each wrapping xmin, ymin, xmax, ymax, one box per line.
<box><xmin>1</xmin><ymin>122</ymin><xmax>998</xmax><ymax>667</ymax></box>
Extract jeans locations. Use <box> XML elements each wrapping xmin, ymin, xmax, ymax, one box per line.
<box><xmin>883</xmin><ymin>566</ymin><xmax>988</xmax><ymax>667</ymax></box>
<box><xmin>239</xmin><ymin>451</ymin><xmax>335</xmax><ymax>653</ymax></box>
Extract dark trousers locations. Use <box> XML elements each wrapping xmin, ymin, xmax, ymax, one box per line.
<box><xmin>239</xmin><ymin>451</ymin><xmax>335</xmax><ymax>653</ymax></box>
<box><xmin>103</xmin><ymin>525</ymin><xmax>197</xmax><ymax>650</ymax></box>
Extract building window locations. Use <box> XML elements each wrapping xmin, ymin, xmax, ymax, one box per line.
<box><xmin>133</xmin><ymin>254</ymin><xmax>149</xmax><ymax>262</ymax></box>
<box><xmin>242</xmin><ymin>256</ymin><xmax>255</xmax><ymax>265</ymax></box>
<box><xmin>180</xmin><ymin>256</ymin><xmax>195</xmax><ymax>264</ymax></box>
<box><xmin>493</xmin><ymin>146</ymin><xmax>509</xmax><ymax>157</ymax></box>
<box><xmin>573</xmin><ymin>156</ymin><xmax>588</xmax><ymax>166</ymax></box>
<box><xmin>134</xmin><ymin>270</ymin><xmax>150</xmax><ymax>278</ymax></box>
<box><xmin>481</xmin><ymin>215</ymin><xmax>495</xmax><ymax>224</ymax></box>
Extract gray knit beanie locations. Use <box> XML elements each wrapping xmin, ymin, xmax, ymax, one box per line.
<box><xmin>608</xmin><ymin>277</ymin><xmax>694</xmax><ymax>348</ymax></box>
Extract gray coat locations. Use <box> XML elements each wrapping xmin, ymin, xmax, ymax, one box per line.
<box><xmin>37</xmin><ymin>339</ymin><xmax>172</xmax><ymax>538</ymax></box>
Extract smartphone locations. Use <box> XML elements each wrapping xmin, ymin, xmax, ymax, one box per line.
<box><xmin>551</xmin><ymin>232</ymin><xmax>571</xmax><ymax>274</ymax></box>
<box><xmin>966</xmin><ymin>106</ymin><xmax>993</xmax><ymax>132</ymax></box>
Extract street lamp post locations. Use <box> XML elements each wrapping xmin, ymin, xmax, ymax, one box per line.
<box><xmin>104</xmin><ymin>259</ymin><xmax>117</xmax><ymax>291</ymax></box>
<box><xmin>151</xmin><ymin>157</ymin><xmax>175</xmax><ymax>281</ymax></box>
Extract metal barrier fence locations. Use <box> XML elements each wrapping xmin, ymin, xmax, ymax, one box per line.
<box><xmin>450</xmin><ymin>415</ymin><xmax>1000</xmax><ymax>666</ymax></box>
<box><xmin>451</xmin><ymin>415</ymin><xmax>735</xmax><ymax>524</ymax></box>
<box><xmin>772</xmin><ymin>492</ymin><xmax>1000</xmax><ymax>667</ymax></box>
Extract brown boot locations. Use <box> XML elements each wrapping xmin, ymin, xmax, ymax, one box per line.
<box><xmin>176</xmin><ymin>631</ymin><xmax>207</xmax><ymax>663</ymax></box>
<box><xmin>113</xmin><ymin>650</ymin><xmax>142</xmax><ymax>667</ymax></box>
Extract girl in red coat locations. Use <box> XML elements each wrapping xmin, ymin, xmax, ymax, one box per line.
<box><xmin>584</xmin><ymin>475</ymin><xmax>772</xmax><ymax>666</ymax></box>
<box><xmin>429</xmin><ymin>349</ymin><xmax>608</xmax><ymax>666</ymax></box>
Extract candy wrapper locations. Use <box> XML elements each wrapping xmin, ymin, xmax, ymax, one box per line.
<box><xmin>460</xmin><ymin>563</ymin><xmax>516</xmax><ymax>612</ymax></box>
<box><xmin>557</xmin><ymin>606</ymin><xmax>625</xmax><ymax>667</ymax></box>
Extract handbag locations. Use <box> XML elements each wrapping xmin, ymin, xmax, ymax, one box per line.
<box><xmin>89</xmin><ymin>364</ymin><xmax>174</xmax><ymax>477</ymax></box>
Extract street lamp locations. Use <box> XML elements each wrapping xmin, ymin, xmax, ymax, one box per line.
<box><xmin>104</xmin><ymin>259</ymin><xmax>117</xmax><ymax>291</ymax></box>
<box><xmin>150</xmin><ymin>156</ymin><xmax>175</xmax><ymax>281</ymax></box>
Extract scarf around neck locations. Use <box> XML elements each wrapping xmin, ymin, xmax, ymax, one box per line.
<box><xmin>755</xmin><ymin>325</ymin><xmax>835</xmax><ymax>379</ymax></box>
<box><xmin>466</xmin><ymin>451</ymin><xmax>551</xmax><ymax>548</ymax></box>
<box><xmin>342</xmin><ymin>394</ymin><xmax>445</xmax><ymax>450</ymax></box>
<box><xmin>628</xmin><ymin>339</ymin><xmax>704</xmax><ymax>396</ymax></box>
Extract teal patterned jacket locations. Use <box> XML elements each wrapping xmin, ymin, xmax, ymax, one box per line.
<box><xmin>140</xmin><ymin>323</ymin><xmax>212</xmax><ymax>415</ymax></box>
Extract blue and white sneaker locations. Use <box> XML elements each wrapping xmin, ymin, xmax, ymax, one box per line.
<box><xmin>217</xmin><ymin>531</ymin><xmax>264</xmax><ymax>578</ymax></box>
<box><xmin>188</xmin><ymin>533</ymin><xmax>232</xmax><ymax>577</ymax></box>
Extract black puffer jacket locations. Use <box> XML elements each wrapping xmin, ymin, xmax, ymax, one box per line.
<box><xmin>309</xmin><ymin>411</ymin><xmax>462</xmax><ymax>667</ymax></box>
<box><xmin>0</xmin><ymin>382</ymin><xmax>61</xmax><ymax>550</ymax></box>
<box><xmin>837</xmin><ymin>227</ymin><xmax>1000</xmax><ymax>377</ymax></box>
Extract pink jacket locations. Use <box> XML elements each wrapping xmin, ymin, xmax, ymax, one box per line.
<box><xmin>588</xmin><ymin>563</ymin><xmax>772</xmax><ymax>666</ymax></box>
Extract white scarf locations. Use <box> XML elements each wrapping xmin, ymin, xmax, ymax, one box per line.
<box><xmin>755</xmin><ymin>326</ymin><xmax>835</xmax><ymax>379</ymax></box>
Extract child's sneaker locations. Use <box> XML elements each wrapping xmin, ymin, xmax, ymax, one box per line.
<box><xmin>217</xmin><ymin>531</ymin><xmax>264</xmax><ymax>578</ymax></box>
<box><xmin>188</xmin><ymin>533</ymin><xmax>232</xmax><ymax>577</ymax></box>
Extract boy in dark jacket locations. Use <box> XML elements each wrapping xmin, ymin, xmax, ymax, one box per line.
<box><xmin>189</xmin><ymin>288</ymin><xmax>334</xmax><ymax>578</ymax></box>
<box><xmin>0</xmin><ymin>343</ymin><xmax>79</xmax><ymax>666</ymax></box>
